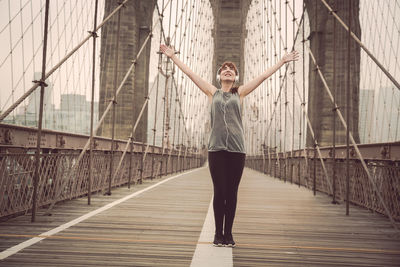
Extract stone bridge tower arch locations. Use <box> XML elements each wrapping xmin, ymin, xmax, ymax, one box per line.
<box><xmin>99</xmin><ymin>0</ymin><xmax>156</xmax><ymax>142</ymax></box>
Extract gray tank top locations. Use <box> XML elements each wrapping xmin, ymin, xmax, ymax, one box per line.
<box><xmin>208</xmin><ymin>89</ymin><xmax>246</xmax><ymax>154</ymax></box>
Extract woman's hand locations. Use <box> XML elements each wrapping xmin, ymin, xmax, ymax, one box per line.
<box><xmin>281</xmin><ymin>50</ymin><xmax>300</xmax><ymax>64</ymax></box>
<box><xmin>160</xmin><ymin>44</ymin><xmax>175</xmax><ymax>58</ymax></box>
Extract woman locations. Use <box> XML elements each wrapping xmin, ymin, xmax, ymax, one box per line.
<box><xmin>160</xmin><ymin>44</ymin><xmax>299</xmax><ymax>247</ymax></box>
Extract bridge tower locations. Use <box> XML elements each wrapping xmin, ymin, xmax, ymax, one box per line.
<box><xmin>98</xmin><ymin>0</ymin><xmax>254</xmax><ymax>141</ymax></box>
<box><xmin>98</xmin><ymin>0</ymin><xmax>362</xmax><ymax>147</ymax></box>
<box><xmin>305</xmin><ymin>0</ymin><xmax>361</xmax><ymax>146</ymax></box>
<box><xmin>98</xmin><ymin>0</ymin><xmax>156</xmax><ymax>142</ymax></box>
<box><xmin>209</xmin><ymin>0</ymin><xmax>252</xmax><ymax>87</ymax></box>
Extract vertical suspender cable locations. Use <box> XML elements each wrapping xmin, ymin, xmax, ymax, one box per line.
<box><xmin>266</xmin><ymin>2</ymin><xmax>272</xmax><ymax>174</ymax></box>
<box><xmin>181</xmin><ymin>2</ymin><xmax>189</xmax><ymax>170</ymax></box>
<box><xmin>8</xmin><ymin>0</ymin><xmax>15</xmax><ymax>122</ymax></box>
<box><xmin>291</xmin><ymin>0</ymin><xmax>295</xmax><ymax>183</ymax></box>
<box><xmin>175</xmin><ymin>1</ymin><xmax>183</xmax><ymax>172</ymax></box>
<box><xmin>129</xmin><ymin>44</ymin><xmax>137</xmax><ymax>185</ymax></box>
<box><xmin>171</xmin><ymin>0</ymin><xmax>180</xmax><ymax>172</ymax></box>
<box><xmin>88</xmin><ymin>0</ymin><xmax>99</xmax><ymax>204</ymax></box>
<box><xmin>168</xmin><ymin>0</ymin><xmax>173</xmax><ymax>38</ymax></box>
<box><xmin>165</xmin><ymin>0</ymin><xmax>174</xmax><ymax>173</ymax></box>
<box><xmin>160</xmin><ymin>0</ymin><xmax>166</xmax><ymax>162</ymax></box>
<box><xmin>107</xmin><ymin>6</ymin><xmax>122</xmax><ymax>196</ymax></box>
<box><xmin>284</xmin><ymin>0</ymin><xmax>288</xmax><ymax>182</ymax></box>
<box><xmin>182</xmin><ymin>0</ymin><xmax>190</xmax><ymax>169</ymax></box>
<box><xmin>32</xmin><ymin>0</ymin><xmax>50</xmax><ymax>223</ymax></box>
<box><xmin>19</xmin><ymin>0</ymin><xmax>27</xmax><ymax>125</ymax></box>
<box><xmin>276</xmin><ymin>0</ymin><xmax>282</xmax><ymax>177</ymax></box>
<box><xmin>161</xmin><ymin>60</ymin><xmax>168</xmax><ymax>155</ymax></box>
<box><xmin>165</xmin><ymin>0</ymin><xmax>176</xmax><ymax>171</ymax></box>
<box><xmin>273</xmin><ymin>0</ymin><xmax>277</xmax><ymax>176</ymax></box>
<box><xmin>152</xmin><ymin>9</ymin><xmax>164</xmax><ymax>178</ymax></box>
<box><xmin>313</xmin><ymin>0</ymin><xmax>317</xmax><ymax>196</ymax></box>
<box><xmin>262</xmin><ymin>0</ymin><xmax>266</xmax><ymax>172</ymax></box>
<box><xmin>346</xmin><ymin>0</ymin><xmax>352</xmax><ymax>215</ymax></box>
<box><xmin>331</xmin><ymin>0</ymin><xmax>337</xmax><ymax>204</ymax></box>
<box><xmin>300</xmin><ymin>0</ymin><xmax>304</xmax><ymax>151</ymax></box>
<box><xmin>128</xmin><ymin>43</ymin><xmax>135</xmax><ymax>185</ymax></box>
<box><xmin>301</xmin><ymin>0</ymin><xmax>306</xmax><ymax>187</ymax></box>
<box><xmin>278</xmin><ymin>0</ymin><xmax>282</xmax><ymax>159</ymax></box>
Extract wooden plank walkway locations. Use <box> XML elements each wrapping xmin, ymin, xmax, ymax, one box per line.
<box><xmin>0</xmin><ymin>166</ymin><xmax>399</xmax><ymax>266</ymax></box>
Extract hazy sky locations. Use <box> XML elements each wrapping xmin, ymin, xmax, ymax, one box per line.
<box><xmin>0</xmin><ymin>0</ymin><xmax>105</xmax><ymax>113</ymax></box>
<box><xmin>0</xmin><ymin>0</ymin><xmax>399</xmax><ymax>116</ymax></box>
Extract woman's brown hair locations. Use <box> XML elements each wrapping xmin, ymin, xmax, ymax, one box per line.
<box><xmin>219</xmin><ymin>61</ymin><xmax>239</xmax><ymax>94</ymax></box>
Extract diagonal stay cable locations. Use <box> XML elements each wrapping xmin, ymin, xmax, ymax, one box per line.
<box><xmin>262</xmin><ymin>9</ymin><xmax>333</xmax><ymax>194</ymax></box>
<box><xmin>307</xmin><ymin>49</ymin><xmax>398</xmax><ymax>230</ymax></box>
<box><xmin>288</xmin><ymin>2</ymin><xmax>398</xmax><ymax>230</ymax></box>
<box><xmin>112</xmin><ymin>71</ymin><xmax>160</xmax><ymax>182</ymax></box>
<box><xmin>112</xmin><ymin>0</ymin><xmax>200</xmax><ymax>180</ymax></box>
<box><xmin>46</xmin><ymin>2</ymin><xmax>170</xmax><ymax>210</ymax></box>
<box><xmin>166</xmin><ymin>0</ymin><xmax>208</xmax><ymax>161</ymax></box>
<box><xmin>113</xmin><ymin>0</ymin><xmax>195</xmax><ymax>179</ymax></box>
<box><xmin>125</xmin><ymin>0</ymin><xmax>196</xmax><ymax>178</ymax></box>
<box><xmin>0</xmin><ymin>0</ymin><xmax>134</xmax><ymax>122</ymax></box>
<box><xmin>319</xmin><ymin>0</ymin><xmax>400</xmax><ymax>91</ymax></box>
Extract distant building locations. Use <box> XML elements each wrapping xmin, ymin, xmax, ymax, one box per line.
<box><xmin>359</xmin><ymin>89</ymin><xmax>375</xmax><ymax>143</ymax></box>
<box><xmin>6</xmin><ymin>72</ymin><xmax>98</xmax><ymax>135</ymax></box>
<box><xmin>147</xmin><ymin>74</ymin><xmax>180</xmax><ymax>148</ymax></box>
<box><xmin>55</xmin><ymin>94</ymin><xmax>98</xmax><ymax>135</ymax></box>
<box><xmin>359</xmin><ymin>87</ymin><xmax>400</xmax><ymax>143</ymax></box>
<box><xmin>10</xmin><ymin>73</ymin><xmax>54</xmax><ymax>128</ymax></box>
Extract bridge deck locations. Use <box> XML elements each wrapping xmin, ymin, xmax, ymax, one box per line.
<box><xmin>0</xmin><ymin>167</ymin><xmax>399</xmax><ymax>266</ymax></box>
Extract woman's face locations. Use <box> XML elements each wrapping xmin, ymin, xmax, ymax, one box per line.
<box><xmin>220</xmin><ymin>64</ymin><xmax>237</xmax><ymax>83</ymax></box>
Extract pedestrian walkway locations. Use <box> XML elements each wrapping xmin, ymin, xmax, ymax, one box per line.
<box><xmin>0</xmin><ymin>167</ymin><xmax>399</xmax><ymax>266</ymax></box>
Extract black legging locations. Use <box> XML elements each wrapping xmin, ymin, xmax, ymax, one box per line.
<box><xmin>208</xmin><ymin>150</ymin><xmax>245</xmax><ymax>236</ymax></box>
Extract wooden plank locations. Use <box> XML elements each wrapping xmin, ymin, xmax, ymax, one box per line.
<box><xmin>233</xmin><ymin>168</ymin><xmax>400</xmax><ymax>266</ymax></box>
<box><xmin>0</xmin><ymin>168</ymin><xmax>213</xmax><ymax>266</ymax></box>
<box><xmin>0</xmin><ymin>166</ymin><xmax>399</xmax><ymax>266</ymax></box>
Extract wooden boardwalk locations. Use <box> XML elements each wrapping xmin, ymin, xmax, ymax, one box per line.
<box><xmin>0</xmin><ymin>166</ymin><xmax>399</xmax><ymax>266</ymax></box>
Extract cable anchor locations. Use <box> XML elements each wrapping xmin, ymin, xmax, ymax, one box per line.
<box><xmin>88</xmin><ymin>31</ymin><xmax>98</xmax><ymax>38</ymax></box>
<box><xmin>33</xmin><ymin>79</ymin><xmax>48</xmax><ymax>87</ymax></box>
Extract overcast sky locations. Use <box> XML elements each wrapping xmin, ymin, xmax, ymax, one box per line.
<box><xmin>1</xmin><ymin>0</ymin><xmax>399</xmax><ymax>116</ymax></box>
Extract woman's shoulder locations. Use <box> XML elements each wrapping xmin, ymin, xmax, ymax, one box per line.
<box><xmin>212</xmin><ymin>88</ymin><xmax>222</xmax><ymax>96</ymax></box>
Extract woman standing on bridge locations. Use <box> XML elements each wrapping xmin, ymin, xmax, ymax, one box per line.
<box><xmin>160</xmin><ymin>44</ymin><xmax>299</xmax><ymax>247</ymax></box>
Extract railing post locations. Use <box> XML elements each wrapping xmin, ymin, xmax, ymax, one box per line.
<box><xmin>159</xmin><ymin>159</ymin><xmax>163</xmax><ymax>178</ymax></box>
<box><xmin>298</xmin><ymin>160</ymin><xmax>301</xmax><ymax>187</ymax></box>
<box><xmin>140</xmin><ymin>143</ymin><xmax>144</xmax><ymax>182</ymax></box>
<box><xmin>312</xmin><ymin>0</ymin><xmax>318</xmax><ymax>197</ymax></box>
<box><xmin>290</xmin><ymin>159</ymin><xmax>293</xmax><ymax>184</ymax></box>
<box><xmin>31</xmin><ymin>0</ymin><xmax>50</xmax><ymax>223</ymax></box>
<box><xmin>284</xmin><ymin>154</ymin><xmax>287</xmax><ymax>183</ymax></box>
<box><xmin>150</xmin><ymin>154</ymin><xmax>154</xmax><ymax>179</ymax></box>
<box><xmin>166</xmin><ymin>150</ymin><xmax>170</xmax><ymax>175</ymax></box>
<box><xmin>129</xmin><ymin>50</ymin><xmax>137</xmax><ymax>186</ymax></box>
<box><xmin>107</xmin><ymin>6</ymin><xmax>122</xmax><ymax>196</ymax></box>
<box><xmin>346</xmin><ymin>0</ymin><xmax>352</xmax><ymax>216</ymax></box>
<box><xmin>313</xmin><ymin>144</ymin><xmax>317</xmax><ymax>196</ymax></box>
<box><xmin>175</xmin><ymin>153</ymin><xmax>178</xmax><ymax>173</ymax></box>
<box><xmin>273</xmin><ymin>156</ymin><xmax>276</xmax><ymax>178</ymax></box>
<box><xmin>262</xmin><ymin>144</ymin><xmax>265</xmax><ymax>174</ymax></box>
<box><xmin>88</xmin><ymin>0</ymin><xmax>99</xmax><ymax>205</ymax></box>
<box><xmin>331</xmin><ymin>0</ymin><xmax>338</xmax><ymax>205</ymax></box>
<box><xmin>267</xmin><ymin>147</ymin><xmax>271</xmax><ymax>175</ymax></box>
<box><xmin>128</xmin><ymin>137</ymin><xmax>133</xmax><ymax>188</ymax></box>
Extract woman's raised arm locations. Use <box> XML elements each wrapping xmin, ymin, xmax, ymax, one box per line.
<box><xmin>160</xmin><ymin>44</ymin><xmax>217</xmax><ymax>97</ymax></box>
<box><xmin>238</xmin><ymin>50</ymin><xmax>299</xmax><ymax>98</ymax></box>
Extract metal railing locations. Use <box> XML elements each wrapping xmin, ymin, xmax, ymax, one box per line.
<box><xmin>245</xmin><ymin>143</ymin><xmax>400</xmax><ymax>223</ymax></box>
<box><xmin>0</xmin><ymin>124</ymin><xmax>206</xmax><ymax>219</ymax></box>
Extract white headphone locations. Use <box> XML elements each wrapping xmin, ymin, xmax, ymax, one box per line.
<box><xmin>216</xmin><ymin>66</ymin><xmax>239</xmax><ymax>85</ymax></box>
